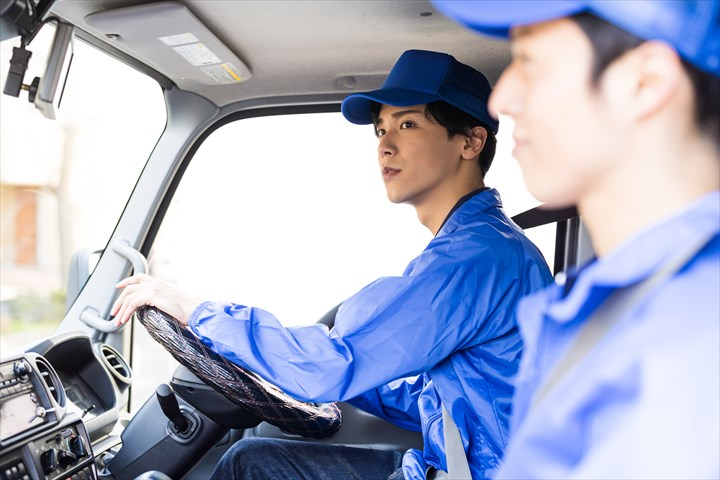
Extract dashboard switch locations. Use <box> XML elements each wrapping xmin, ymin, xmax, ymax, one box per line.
<box><xmin>12</xmin><ymin>361</ymin><xmax>29</xmax><ymax>378</ymax></box>
<box><xmin>70</xmin><ymin>435</ymin><xmax>87</xmax><ymax>458</ymax></box>
<box><xmin>57</xmin><ymin>449</ymin><xmax>77</xmax><ymax>467</ymax></box>
<box><xmin>40</xmin><ymin>449</ymin><xmax>56</xmax><ymax>474</ymax></box>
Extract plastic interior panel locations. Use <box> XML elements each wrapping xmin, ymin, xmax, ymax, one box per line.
<box><xmin>83</xmin><ymin>1</ymin><xmax>252</xmax><ymax>90</ymax></box>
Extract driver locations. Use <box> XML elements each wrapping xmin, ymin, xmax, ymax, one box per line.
<box><xmin>112</xmin><ymin>49</ymin><xmax>553</xmax><ymax>480</ymax></box>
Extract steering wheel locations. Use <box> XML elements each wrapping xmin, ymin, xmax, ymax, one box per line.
<box><xmin>135</xmin><ymin>306</ymin><xmax>342</xmax><ymax>439</ymax></box>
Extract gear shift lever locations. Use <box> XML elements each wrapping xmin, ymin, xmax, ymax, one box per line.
<box><xmin>156</xmin><ymin>384</ymin><xmax>189</xmax><ymax>433</ymax></box>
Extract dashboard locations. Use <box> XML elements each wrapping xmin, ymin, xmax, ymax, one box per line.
<box><xmin>0</xmin><ymin>359</ymin><xmax>51</xmax><ymax>442</ymax></box>
<box><xmin>0</xmin><ymin>333</ymin><xmax>132</xmax><ymax>480</ymax></box>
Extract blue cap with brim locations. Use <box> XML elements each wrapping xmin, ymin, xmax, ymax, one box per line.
<box><xmin>431</xmin><ymin>0</ymin><xmax>720</xmax><ymax>78</ymax></box>
<box><xmin>341</xmin><ymin>49</ymin><xmax>499</xmax><ymax>134</ymax></box>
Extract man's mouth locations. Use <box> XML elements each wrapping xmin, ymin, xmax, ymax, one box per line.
<box><xmin>512</xmin><ymin>135</ymin><xmax>527</xmax><ymax>157</ymax></box>
<box><xmin>382</xmin><ymin>166</ymin><xmax>400</xmax><ymax>179</ymax></box>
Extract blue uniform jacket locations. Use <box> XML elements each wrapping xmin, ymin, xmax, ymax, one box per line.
<box><xmin>498</xmin><ymin>191</ymin><xmax>720</xmax><ymax>479</ymax></box>
<box><xmin>188</xmin><ymin>188</ymin><xmax>553</xmax><ymax>479</ymax></box>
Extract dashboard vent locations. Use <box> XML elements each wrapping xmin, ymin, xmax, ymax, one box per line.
<box><xmin>99</xmin><ymin>344</ymin><xmax>132</xmax><ymax>386</ymax></box>
<box><xmin>34</xmin><ymin>357</ymin><xmax>66</xmax><ymax>407</ymax></box>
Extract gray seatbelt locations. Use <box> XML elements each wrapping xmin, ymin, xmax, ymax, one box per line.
<box><xmin>531</xmin><ymin>229</ymin><xmax>716</xmax><ymax>411</ymax></box>
<box><xmin>442</xmin><ymin>404</ymin><xmax>472</xmax><ymax>479</ymax></box>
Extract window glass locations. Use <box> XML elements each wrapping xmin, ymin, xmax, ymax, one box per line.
<box><xmin>0</xmin><ymin>26</ymin><xmax>166</xmax><ymax>353</ymax></box>
<box><xmin>130</xmin><ymin>111</ymin><xmax>554</xmax><ymax>409</ymax></box>
<box><xmin>152</xmin><ymin>113</ymin><xmax>430</xmax><ymax>324</ymax></box>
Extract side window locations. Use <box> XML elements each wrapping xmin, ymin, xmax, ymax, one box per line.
<box><xmin>129</xmin><ymin>112</ymin><xmax>555</xmax><ymax>409</ymax></box>
<box><xmin>152</xmin><ymin>113</ymin><xmax>431</xmax><ymax>324</ymax></box>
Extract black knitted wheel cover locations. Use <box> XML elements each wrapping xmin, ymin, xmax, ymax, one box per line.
<box><xmin>136</xmin><ymin>306</ymin><xmax>342</xmax><ymax>439</ymax></box>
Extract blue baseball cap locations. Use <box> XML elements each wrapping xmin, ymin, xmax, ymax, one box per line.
<box><xmin>341</xmin><ymin>49</ymin><xmax>499</xmax><ymax>134</ymax></box>
<box><xmin>431</xmin><ymin>0</ymin><xmax>720</xmax><ymax>78</ymax></box>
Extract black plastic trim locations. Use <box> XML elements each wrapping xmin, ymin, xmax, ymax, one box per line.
<box><xmin>511</xmin><ymin>205</ymin><xmax>578</xmax><ymax>230</ymax></box>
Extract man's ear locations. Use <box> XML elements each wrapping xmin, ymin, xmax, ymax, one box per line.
<box><xmin>607</xmin><ymin>40</ymin><xmax>683</xmax><ymax>121</ymax></box>
<box><xmin>461</xmin><ymin>126</ymin><xmax>487</xmax><ymax>160</ymax></box>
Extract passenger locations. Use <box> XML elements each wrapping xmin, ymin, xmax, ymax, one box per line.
<box><xmin>432</xmin><ymin>1</ymin><xmax>720</xmax><ymax>478</ymax></box>
<box><xmin>111</xmin><ymin>49</ymin><xmax>552</xmax><ymax>479</ymax></box>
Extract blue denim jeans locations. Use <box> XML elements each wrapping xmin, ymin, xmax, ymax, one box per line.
<box><xmin>210</xmin><ymin>437</ymin><xmax>404</xmax><ymax>480</ymax></box>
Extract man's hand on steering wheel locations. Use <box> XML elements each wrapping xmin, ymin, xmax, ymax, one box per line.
<box><xmin>113</xmin><ymin>275</ymin><xmax>344</xmax><ymax>439</ymax></box>
<box><xmin>136</xmin><ymin>306</ymin><xmax>344</xmax><ymax>438</ymax></box>
<box><xmin>111</xmin><ymin>273</ymin><xmax>203</xmax><ymax>327</ymax></box>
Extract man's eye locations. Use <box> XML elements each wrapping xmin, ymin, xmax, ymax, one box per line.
<box><xmin>400</xmin><ymin>121</ymin><xmax>414</xmax><ymax>129</ymax></box>
<box><xmin>375</xmin><ymin>128</ymin><xmax>386</xmax><ymax>137</ymax></box>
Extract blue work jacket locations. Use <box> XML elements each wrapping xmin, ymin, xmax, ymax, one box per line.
<box><xmin>189</xmin><ymin>188</ymin><xmax>552</xmax><ymax>479</ymax></box>
<box><xmin>497</xmin><ymin>191</ymin><xmax>720</xmax><ymax>479</ymax></box>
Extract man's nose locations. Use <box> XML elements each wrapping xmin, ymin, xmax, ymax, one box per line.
<box><xmin>488</xmin><ymin>68</ymin><xmax>521</xmax><ymax>119</ymax></box>
<box><xmin>378</xmin><ymin>134</ymin><xmax>396</xmax><ymax>158</ymax></box>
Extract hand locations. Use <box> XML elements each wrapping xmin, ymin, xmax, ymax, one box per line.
<box><xmin>111</xmin><ymin>273</ymin><xmax>203</xmax><ymax>327</ymax></box>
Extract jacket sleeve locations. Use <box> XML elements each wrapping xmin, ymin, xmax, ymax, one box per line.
<box><xmin>347</xmin><ymin>375</ymin><xmax>426</xmax><ymax>431</ymax></box>
<box><xmin>188</xmin><ymin>233</ymin><xmax>516</xmax><ymax>402</ymax></box>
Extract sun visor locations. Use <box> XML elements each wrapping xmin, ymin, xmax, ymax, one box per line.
<box><xmin>84</xmin><ymin>1</ymin><xmax>252</xmax><ymax>88</ymax></box>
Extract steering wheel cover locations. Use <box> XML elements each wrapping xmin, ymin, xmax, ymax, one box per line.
<box><xmin>136</xmin><ymin>306</ymin><xmax>342</xmax><ymax>439</ymax></box>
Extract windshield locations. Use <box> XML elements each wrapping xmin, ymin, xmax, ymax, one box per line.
<box><xmin>0</xmin><ymin>26</ymin><xmax>166</xmax><ymax>353</ymax></box>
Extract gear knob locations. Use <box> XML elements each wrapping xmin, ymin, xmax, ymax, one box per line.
<box><xmin>156</xmin><ymin>383</ymin><xmax>189</xmax><ymax>433</ymax></box>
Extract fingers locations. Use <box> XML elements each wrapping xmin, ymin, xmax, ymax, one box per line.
<box><xmin>110</xmin><ymin>274</ymin><xmax>200</xmax><ymax>327</ymax></box>
<box><xmin>112</xmin><ymin>273</ymin><xmax>154</xmax><ymax>327</ymax></box>
<box><xmin>112</xmin><ymin>284</ymin><xmax>144</xmax><ymax>326</ymax></box>
<box><xmin>111</xmin><ymin>273</ymin><xmax>143</xmax><ymax>317</ymax></box>
<box><xmin>115</xmin><ymin>272</ymin><xmax>150</xmax><ymax>289</ymax></box>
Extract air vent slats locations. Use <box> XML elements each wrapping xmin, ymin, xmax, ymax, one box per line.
<box><xmin>99</xmin><ymin>344</ymin><xmax>132</xmax><ymax>386</ymax></box>
<box><xmin>34</xmin><ymin>358</ymin><xmax>65</xmax><ymax>407</ymax></box>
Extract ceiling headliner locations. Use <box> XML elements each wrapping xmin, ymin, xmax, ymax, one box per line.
<box><xmin>48</xmin><ymin>0</ymin><xmax>511</xmax><ymax>108</ymax></box>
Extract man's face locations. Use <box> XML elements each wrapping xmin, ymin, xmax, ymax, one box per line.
<box><xmin>375</xmin><ymin>104</ymin><xmax>467</xmax><ymax>207</ymax></box>
<box><xmin>489</xmin><ymin>18</ymin><xmax>628</xmax><ymax>207</ymax></box>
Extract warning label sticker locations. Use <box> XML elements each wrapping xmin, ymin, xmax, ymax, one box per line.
<box><xmin>201</xmin><ymin>63</ymin><xmax>247</xmax><ymax>84</ymax></box>
<box><xmin>173</xmin><ymin>43</ymin><xmax>221</xmax><ymax>67</ymax></box>
<box><xmin>159</xmin><ymin>33</ymin><xmax>199</xmax><ymax>46</ymax></box>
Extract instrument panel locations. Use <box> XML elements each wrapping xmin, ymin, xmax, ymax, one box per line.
<box><xmin>0</xmin><ymin>354</ymin><xmax>96</xmax><ymax>480</ymax></box>
<box><xmin>0</xmin><ymin>360</ymin><xmax>49</xmax><ymax>442</ymax></box>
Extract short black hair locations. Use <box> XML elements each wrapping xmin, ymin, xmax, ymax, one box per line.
<box><xmin>573</xmin><ymin>12</ymin><xmax>720</xmax><ymax>151</ymax></box>
<box><xmin>370</xmin><ymin>101</ymin><xmax>497</xmax><ymax>178</ymax></box>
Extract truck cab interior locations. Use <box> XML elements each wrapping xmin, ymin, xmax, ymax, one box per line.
<box><xmin>0</xmin><ymin>1</ymin><xmax>591</xmax><ymax>479</ymax></box>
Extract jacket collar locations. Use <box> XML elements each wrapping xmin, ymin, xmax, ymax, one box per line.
<box><xmin>437</xmin><ymin>187</ymin><xmax>501</xmax><ymax>236</ymax></box>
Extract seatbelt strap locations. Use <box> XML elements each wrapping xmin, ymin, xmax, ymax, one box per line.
<box><xmin>442</xmin><ymin>404</ymin><xmax>472</xmax><ymax>479</ymax></box>
<box><xmin>531</xmin><ymin>229</ymin><xmax>716</xmax><ymax>412</ymax></box>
